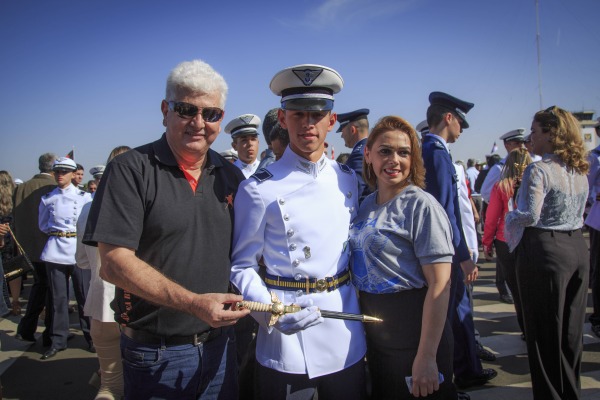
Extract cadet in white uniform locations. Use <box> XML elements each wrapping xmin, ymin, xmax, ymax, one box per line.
<box><xmin>226</xmin><ymin>114</ymin><xmax>262</xmax><ymax>178</ymax></box>
<box><xmin>39</xmin><ymin>157</ymin><xmax>93</xmax><ymax>360</ymax></box>
<box><xmin>230</xmin><ymin>64</ymin><xmax>367</xmax><ymax>400</ymax></box>
<box><xmin>480</xmin><ymin>129</ymin><xmax>526</xmax><ymax>203</ymax></box>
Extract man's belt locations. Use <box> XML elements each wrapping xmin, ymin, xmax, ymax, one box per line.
<box><xmin>121</xmin><ymin>326</ymin><xmax>221</xmax><ymax>346</ymax></box>
<box><xmin>596</xmin><ymin>194</ymin><xmax>600</xmax><ymax>201</ymax></box>
<box><xmin>48</xmin><ymin>231</ymin><xmax>77</xmax><ymax>238</ymax></box>
<box><xmin>264</xmin><ymin>270</ymin><xmax>351</xmax><ymax>294</ymax></box>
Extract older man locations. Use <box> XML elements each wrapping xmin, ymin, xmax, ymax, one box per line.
<box><xmin>14</xmin><ymin>153</ymin><xmax>57</xmax><ymax>345</ymax></box>
<box><xmin>230</xmin><ymin>64</ymin><xmax>367</xmax><ymax>400</ymax></box>
<box><xmin>83</xmin><ymin>60</ymin><xmax>250</xmax><ymax>399</ymax></box>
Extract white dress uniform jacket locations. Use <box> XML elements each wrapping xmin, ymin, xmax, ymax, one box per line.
<box><xmin>455</xmin><ymin>163</ymin><xmax>478</xmax><ymax>263</ymax></box>
<box><xmin>480</xmin><ymin>159</ymin><xmax>504</xmax><ymax>203</ymax></box>
<box><xmin>39</xmin><ymin>184</ymin><xmax>92</xmax><ymax>265</ymax></box>
<box><xmin>230</xmin><ymin>148</ymin><xmax>367</xmax><ymax>378</ymax></box>
<box><xmin>234</xmin><ymin>158</ymin><xmax>261</xmax><ymax>178</ymax></box>
<box><xmin>76</xmin><ymin>202</ymin><xmax>115</xmax><ymax>321</ymax></box>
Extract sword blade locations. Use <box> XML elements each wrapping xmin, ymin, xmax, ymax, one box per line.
<box><xmin>319</xmin><ymin>310</ymin><xmax>383</xmax><ymax>323</ymax></box>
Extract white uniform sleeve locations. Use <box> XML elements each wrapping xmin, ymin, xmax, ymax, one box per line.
<box><xmin>230</xmin><ymin>180</ymin><xmax>274</xmax><ymax>330</ymax></box>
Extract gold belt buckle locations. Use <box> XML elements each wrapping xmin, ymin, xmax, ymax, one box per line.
<box><xmin>315</xmin><ymin>279</ymin><xmax>328</xmax><ymax>292</ymax></box>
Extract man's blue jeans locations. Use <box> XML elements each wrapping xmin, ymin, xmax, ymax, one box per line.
<box><xmin>121</xmin><ymin>326</ymin><xmax>238</xmax><ymax>400</ymax></box>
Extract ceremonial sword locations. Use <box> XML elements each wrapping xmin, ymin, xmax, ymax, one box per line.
<box><xmin>232</xmin><ymin>291</ymin><xmax>382</xmax><ymax>326</ymax></box>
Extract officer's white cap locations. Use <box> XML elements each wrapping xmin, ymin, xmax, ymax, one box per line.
<box><xmin>270</xmin><ymin>64</ymin><xmax>343</xmax><ymax>111</ymax></box>
<box><xmin>220</xmin><ymin>148</ymin><xmax>238</xmax><ymax>161</ymax></box>
<box><xmin>52</xmin><ymin>157</ymin><xmax>77</xmax><ymax>171</ymax></box>
<box><xmin>500</xmin><ymin>128</ymin><xmax>526</xmax><ymax>142</ymax></box>
<box><xmin>416</xmin><ymin>120</ymin><xmax>429</xmax><ymax>134</ymax></box>
<box><xmin>224</xmin><ymin>114</ymin><xmax>261</xmax><ymax>139</ymax></box>
<box><xmin>89</xmin><ymin>165</ymin><xmax>105</xmax><ymax>178</ymax></box>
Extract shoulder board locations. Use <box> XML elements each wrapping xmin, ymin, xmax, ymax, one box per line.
<box><xmin>44</xmin><ymin>192</ymin><xmax>51</xmax><ymax>198</ymax></box>
<box><xmin>434</xmin><ymin>141</ymin><xmax>445</xmax><ymax>149</ymax></box>
<box><xmin>78</xmin><ymin>191</ymin><xmax>86</xmax><ymax>196</ymax></box>
<box><xmin>337</xmin><ymin>162</ymin><xmax>352</xmax><ymax>174</ymax></box>
<box><xmin>251</xmin><ymin>169</ymin><xmax>273</xmax><ymax>182</ymax></box>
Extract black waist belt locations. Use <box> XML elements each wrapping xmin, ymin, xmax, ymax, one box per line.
<box><xmin>264</xmin><ymin>270</ymin><xmax>351</xmax><ymax>294</ymax></box>
<box><xmin>48</xmin><ymin>231</ymin><xmax>77</xmax><ymax>238</ymax></box>
<box><xmin>121</xmin><ymin>326</ymin><xmax>221</xmax><ymax>346</ymax></box>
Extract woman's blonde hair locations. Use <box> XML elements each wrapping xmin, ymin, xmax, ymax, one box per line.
<box><xmin>362</xmin><ymin>116</ymin><xmax>425</xmax><ymax>190</ymax></box>
<box><xmin>0</xmin><ymin>170</ymin><xmax>15</xmax><ymax>217</ymax></box>
<box><xmin>534</xmin><ymin>106</ymin><xmax>589</xmax><ymax>174</ymax></box>
<box><xmin>497</xmin><ymin>148</ymin><xmax>532</xmax><ymax>195</ymax></box>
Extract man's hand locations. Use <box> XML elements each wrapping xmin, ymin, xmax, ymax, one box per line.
<box><xmin>188</xmin><ymin>293</ymin><xmax>250</xmax><ymax>328</ymax></box>
<box><xmin>460</xmin><ymin>259</ymin><xmax>478</xmax><ymax>284</ymax></box>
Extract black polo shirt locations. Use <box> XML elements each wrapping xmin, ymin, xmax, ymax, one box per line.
<box><xmin>83</xmin><ymin>133</ymin><xmax>245</xmax><ymax>336</ymax></box>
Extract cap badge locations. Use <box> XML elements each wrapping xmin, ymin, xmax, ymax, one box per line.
<box><xmin>240</xmin><ymin>115</ymin><xmax>254</xmax><ymax>124</ymax></box>
<box><xmin>293</xmin><ymin>68</ymin><xmax>323</xmax><ymax>86</ymax></box>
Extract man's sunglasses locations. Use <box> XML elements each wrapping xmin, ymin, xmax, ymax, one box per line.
<box><xmin>168</xmin><ymin>101</ymin><xmax>224</xmax><ymax>122</ymax></box>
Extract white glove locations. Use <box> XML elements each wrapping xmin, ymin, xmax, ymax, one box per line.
<box><xmin>274</xmin><ymin>297</ymin><xmax>324</xmax><ymax>335</ymax></box>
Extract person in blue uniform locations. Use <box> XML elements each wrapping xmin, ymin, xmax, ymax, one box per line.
<box><xmin>39</xmin><ymin>157</ymin><xmax>93</xmax><ymax>360</ymax></box>
<box><xmin>258</xmin><ymin>108</ymin><xmax>280</xmax><ymax>170</ymax></box>
<box><xmin>421</xmin><ymin>92</ymin><xmax>497</xmax><ymax>390</ymax></box>
<box><xmin>586</xmin><ymin>118</ymin><xmax>600</xmax><ymax>338</ymax></box>
<box><xmin>337</xmin><ymin>108</ymin><xmax>371</xmax><ymax>203</ymax></box>
<box><xmin>226</xmin><ymin>114</ymin><xmax>262</xmax><ymax>178</ymax></box>
<box><xmin>230</xmin><ymin>64</ymin><xmax>367</xmax><ymax>400</ymax></box>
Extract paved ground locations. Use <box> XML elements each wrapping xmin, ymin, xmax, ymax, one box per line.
<box><xmin>1</xmin><ymin>245</ymin><xmax>600</xmax><ymax>399</ymax></box>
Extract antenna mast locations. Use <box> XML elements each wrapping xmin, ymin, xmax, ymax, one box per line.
<box><xmin>535</xmin><ymin>0</ymin><xmax>543</xmax><ymax>109</ymax></box>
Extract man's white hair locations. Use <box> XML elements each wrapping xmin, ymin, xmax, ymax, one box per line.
<box><xmin>165</xmin><ymin>60</ymin><xmax>228</xmax><ymax>108</ymax></box>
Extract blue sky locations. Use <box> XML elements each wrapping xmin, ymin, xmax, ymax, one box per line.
<box><xmin>2</xmin><ymin>0</ymin><xmax>599</xmax><ymax>181</ymax></box>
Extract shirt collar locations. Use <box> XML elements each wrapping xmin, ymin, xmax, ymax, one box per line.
<box><xmin>152</xmin><ymin>133</ymin><xmax>224</xmax><ymax>171</ymax></box>
<box><xmin>279</xmin><ymin>147</ymin><xmax>328</xmax><ymax>178</ymax></box>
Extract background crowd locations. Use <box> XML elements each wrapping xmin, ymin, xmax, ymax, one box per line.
<box><xmin>0</xmin><ymin>59</ymin><xmax>598</xmax><ymax>400</ymax></box>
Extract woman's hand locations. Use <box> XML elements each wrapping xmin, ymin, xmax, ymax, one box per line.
<box><xmin>483</xmin><ymin>244</ymin><xmax>494</xmax><ymax>260</ymax></box>
<box><xmin>0</xmin><ymin>223</ymin><xmax>8</xmax><ymax>248</ymax></box>
<box><xmin>410</xmin><ymin>354</ymin><xmax>441</xmax><ymax>397</ymax></box>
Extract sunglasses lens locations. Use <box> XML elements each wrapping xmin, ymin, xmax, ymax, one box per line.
<box><xmin>174</xmin><ymin>102</ymin><xmax>199</xmax><ymax>118</ymax></box>
<box><xmin>202</xmin><ymin>108</ymin><xmax>223</xmax><ymax>122</ymax></box>
<box><xmin>170</xmin><ymin>102</ymin><xmax>222</xmax><ymax>122</ymax></box>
